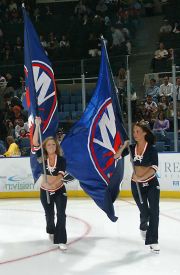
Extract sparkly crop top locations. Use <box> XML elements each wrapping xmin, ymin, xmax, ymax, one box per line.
<box><xmin>130</xmin><ymin>143</ymin><xmax>158</xmax><ymax>172</ymax></box>
<box><xmin>122</xmin><ymin>142</ymin><xmax>158</xmax><ymax>183</ymax></box>
<box><xmin>33</xmin><ymin>146</ymin><xmax>66</xmax><ymax>177</ymax></box>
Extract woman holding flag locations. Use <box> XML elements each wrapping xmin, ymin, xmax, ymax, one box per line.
<box><xmin>33</xmin><ymin>117</ymin><xmax>67</xmax><ymax>250</ymax></box>
<box><xmin>114</xmin><ymin>121</ymin><xmax>160</xmax><ymax>253</ymax></box>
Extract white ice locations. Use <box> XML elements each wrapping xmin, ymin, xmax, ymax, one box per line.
<box><xmin>0</xmin><ymin>198</ymin><xmax>180</xmax><ymax>275</ymax></box>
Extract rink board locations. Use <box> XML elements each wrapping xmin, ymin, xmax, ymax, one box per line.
<box><xmin>0</xmin><ymin>154</ymin><xmax>180</xmax><ymax>199</ymax></box>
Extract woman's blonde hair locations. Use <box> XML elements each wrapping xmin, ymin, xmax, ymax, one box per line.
<box><xmin>42</xmin><ymin>136</ymin><xmax>61</xmax><ymax>158</ymax></box>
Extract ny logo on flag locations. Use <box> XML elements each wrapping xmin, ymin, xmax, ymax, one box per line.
<box><xmin>25</xmin><ymin>60</ymin><xmax>57</xmax><ymax>134</ymax></box>
<box><xmin>88</xmin><ymin>98</ymin><xmax>123</xmax><ymax>184</ymax></box>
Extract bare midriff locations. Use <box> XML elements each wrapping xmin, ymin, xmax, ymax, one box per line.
<box><xmin>134</xmin><ymin>166</ymin><xmax>152</xmax><ymax>177</ymax></box>
<box><xmin>41</xmin><ymin>174</ymin><xmax>63</xmax><ymax>190</ymax></box>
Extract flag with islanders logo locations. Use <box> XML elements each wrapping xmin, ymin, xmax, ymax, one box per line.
<box><xmin>22</xmin><ymin>5</ymin><xmax>58</xmax><ymax>182</ymax></box>
<box><xmin>61</xmin><ymin>39</ymin><xmax>128</xmax><ymax>222</ymax></box>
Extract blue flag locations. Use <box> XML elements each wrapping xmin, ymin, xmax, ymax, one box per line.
<box><xmin>23</xmin><ymin>5</ymin><xmax>58</xmax><ymax>182</ymax></box>
<box><xmin>61</xmin><ymin>39</ymin><xmax>128</xmax><ymax>222</ymax></box>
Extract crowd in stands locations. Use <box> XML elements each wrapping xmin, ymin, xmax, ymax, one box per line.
<box><xmin>0</xmin><ymin>74</ymin><xmax>30</xmax><ymax>157</ymax></box>
<box><xmin>0</xmin><ymin>0</ymin><xmax>180</xmax><ymax>154</ymax></box>
<box><xmin>151</xmin><ymin>0</ymin><xmax>180</xmax><ymax>72</ymax></box>
<box><xmin>0</xmin><ymin>0</ymin><xmax>143</xmax><ymax>156</ymax></box>
<box><xmin>0</xmin><ymin>0</ymin><xmax>143</xmax><ymax>64</ymax></box>
<box><xmin>133</xmin><ymin>74</ymin><xmax>180</xmax><ymax>151</ymax></box>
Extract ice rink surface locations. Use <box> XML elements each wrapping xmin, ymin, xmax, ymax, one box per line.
<box><xmin>0</xmin><ymin>198</ymin><xmax>180</xmax><ymax>275</ymax></box>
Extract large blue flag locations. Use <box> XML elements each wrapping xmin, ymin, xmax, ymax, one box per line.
<box><xmin>23</xmin><ymin>5</ymin><xmax>58</xmax><ymax>182</ymax></box>
<box><xmin>61</xmin><ymin>39</ymin><xmax>128</xmax><ymax>222</ymax></box>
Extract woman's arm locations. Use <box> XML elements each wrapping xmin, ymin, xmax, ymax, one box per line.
<box><xmin>162</xmin><ymin>119</ymin><xmax>170</xmax><ymax>130</ymax></box>
<box><xmin>32</xmin><ymin>117</ymin><xmax>41</xmax><ymax>146</ymax></box>
<box><xmin>50</xmin><ymin>174</ymin><xmax>64</xmax><ymax>185</ymax></box>
<box><xmin>114</xmin><ymin>140</ymin><xmax>129</xmax><ymax>159</ymax></box>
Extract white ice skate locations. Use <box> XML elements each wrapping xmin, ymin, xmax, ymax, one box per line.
<box><xmin>150</xmin><ymin>244</ymin><xmax>160</xmax><ymax>254</ymax></box>
<box><xmin>59</xmin><ymin>243</ymin><xmax>68</xmax><ymax>251</ymax></box>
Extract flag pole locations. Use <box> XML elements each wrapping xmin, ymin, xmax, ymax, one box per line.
<box><xmin>22</xmin><ymin>3</ymin><xmax>50</xmax><ymax>204</ymax></box>
<box><xmin>38</xmin><ymin>125</ymin><xmax>50</xmax><ymax>204</ymax></box>
<box><xmin>101</xmin><ymin>37</ymin><xmax>143</xmax><ymax>204</ymax></box>
<box><xmin>126</xmin><ymin>55</ymin><xmax>143</xmax><ymax>204</ymax></box>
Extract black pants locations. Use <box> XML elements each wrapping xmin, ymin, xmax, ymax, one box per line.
<box><xmin>131</xmin><ymin>177</ymin><xmax>160</xmax><ymax>245</ymax></box>
<box><xmin>40</xmin><ymin>186</ymin><xmax>67</xmax><ymax>244</ymax></box>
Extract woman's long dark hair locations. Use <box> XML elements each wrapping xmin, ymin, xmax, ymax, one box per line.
<box><xmin>135</xmin><ymin>121</ymin><xmax>156</xmax><ymax>145</ymax></box>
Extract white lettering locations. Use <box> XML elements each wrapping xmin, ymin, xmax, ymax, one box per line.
<box><xmin>93</xmin><ymin>104</ymin><xmax>116</xmax><ymax>153</ymax></box>
<box><xmin>33</xmin><ymin>66</ymin><xmax>55</xmax><ymax>105</ymax></box>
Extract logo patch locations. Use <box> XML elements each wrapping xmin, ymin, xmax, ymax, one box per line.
<box><xmin>25</xmin><ymin>60</ymin><xmax>57</xmax><ymax>135</ymax></box>
<box><xmin>88</xmin><ymin>99</ymin><xmax>123</xmax><ymax>184</ymax></box>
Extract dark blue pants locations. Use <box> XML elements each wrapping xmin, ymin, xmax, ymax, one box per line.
<box><xmin>40</xmin><ymin>186</ymin><xmax>67</xmax><ymax>244</ymax></box>
<box><xmin>131</xmin><ymin>177</ymin><xmax>160</xmax><ymax>245</ymax></box>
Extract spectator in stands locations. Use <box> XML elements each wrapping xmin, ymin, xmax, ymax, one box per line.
<box><xmin>59</xmin><ymin>35</ymin><xmax>70</xmax><ymax>59</ymax></box>
<box><xmin>15</xmin><ymin>118</ymin><xmax>29</xmax><ymax>139</ymax></box>
<box><xmin>11</xmin><ymin>105</ymin><xmax>27</xmax><ymax>124</ymax></box>
<box><xmin>5</xmin><ymin>72</ymin><xmax>19</xmax><ymax>90</ymax></box>
<box><xmin>158</xmin><ymin>95</ymin><xmax>169</xmax><ymax>114</ymax></box>
<box><xmin>47</xmin><ymin>32</ymin><xmax>59</xmax><ymax>59</ymax></box>
<box><xmin>57</xmin><ymin>128</ymin><xmax>65</xmax><ymax>143</ymax></box>
<box><xmin>0</xmin><ymin>76</ymin><xmax>14</xmax><ymax>110</ymax></box>
<box><xmin>40</xmin><ymin>35</ymin><xmax>48</xmax><ymax>49</ymax></box>
<box><xmin>159</xmin><ymin>19</ymin><xmax>172</xmax><ymax>34</ymax></box>
<box><xmin>111</xmin><ymin>26</ymin><xmax>125</xmax><ymax>51</ymax></box>
<box><xmin>116</xmin><ymin>67</ymin><xmax>127</xmax><ymax>92</ymax></box>
<box><xmin>59</xmin><ymin>35</ymin><xmax>70</xmax><ymax>49</ymax></box>
<box><xmin>14</xmin><ymin>36</ymin><xmax>23</xmax><ymax>63</ymax></box>
<box><xmin>155</xmin><ymin>43</ymin><xmax>167</xmax><ymax>58</ymax></box>
<box><xmin>166</xmin><ymin>102</ymin><xmax>174</xmax><ymax>120</ymax></box>
<box><xmin>134</xmin><ymin>107</ymin><xmax>144</xmax><ymax>122</ymax></box>
<box><xmin>19</xmin><ymin>128</ymin><xmax>30</xmax><ymax>138</ymax></box>
<box><xmin>3</xmin><ymin>92</ymin><xmax>12</xmax><ymax>113</ymax></box>
<box><xmin>56</xmin><ymin>128</ymin><xmax>65</xmax><ymax>156</ymax></box>
<box><xmin>152</xmin><ymin>43</ymin><xmax>168</xmax><ymax>72</ymax></box>
<box><xmin>88</xmin><ymin>33</ymin><xmax>101</xmax><ymax>57</ymax></box>
<box><xmin>159</xmin><ymin>76</ymin><xmax>173</xmax><ymax>99</ymax></box>
<box><xmin>145</xmin><ymin>79</ymin><xmax>160</xmax><ymax>102</ymax></box>
<box><xmin>153</xmin><ymin>111</ymin><xmax>170</xmax><ymax>135</ymax></box>
<box><xmin>144</xmin><ymin>95</ymin><xmax>158</xmax><ymax>113</ymax></box>
<box><xmin>4</xmin><ymin>119</ymin><xmax>15</xmax><ymax>137</ymax></box>
<box><xmin>4</xmin><ymin>136</ymin><xmax>21</xmax><ymax>157</ymax></box>
<box><xmin>143</xmin><ymin>95</ymin><xmax>158</xmax><ymax>126</ymax></box>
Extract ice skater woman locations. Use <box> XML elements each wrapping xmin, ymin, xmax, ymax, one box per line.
<box><xmin>114</xmin><ymin>121</ymin><xmax>160</xmax><ymax>253</ymax></box>
<box><xmin>33</xmin><ymin>116</ymin><xmax>67</xmax><ymax>250</ymax></box>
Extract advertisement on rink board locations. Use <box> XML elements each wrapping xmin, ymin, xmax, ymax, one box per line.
<box><xmin>0</xmin><ymin>153</ymin><xmax>180</xmax><ymax>193</ymax></box>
